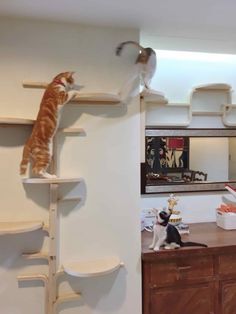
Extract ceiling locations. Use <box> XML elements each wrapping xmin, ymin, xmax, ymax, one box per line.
<box><xmin>1</xmin><ymin>0</ymin><xmax>236</xmax><ymax>40</ymax></box>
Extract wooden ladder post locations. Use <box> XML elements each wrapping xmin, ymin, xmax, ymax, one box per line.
<box><xmin>48</xmin><ymin>183</ymin><xmax>59</xmax><ymax>314</ymax></box>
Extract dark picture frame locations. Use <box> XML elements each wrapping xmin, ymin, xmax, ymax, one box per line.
<box><xmin>146</xmin><ymin>136</ymin><xmax>189</xmax><ymax>174</ymax></box>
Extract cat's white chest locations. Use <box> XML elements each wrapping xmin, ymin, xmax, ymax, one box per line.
<box><xmin>48</xmin><ymin>105</ymin><xmax>63</xmax><ymax>156</ymax></box>
<box><xmin>149</xmin><ymin>224</ymin><xmax>167</xmax><ymax>251</ymax></box>
<box><xmin>56</xmin><ymin>105</ymin><xmax>64</xmax><ymax>128</ymax></box>
<box><xmin>155</xmin><ymin>224</ymin><xmax>167</xmax><ymax>239</ymax></box>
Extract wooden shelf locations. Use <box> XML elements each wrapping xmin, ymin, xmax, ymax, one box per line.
<box><xmin>223</xmin><ymin>104</ymin><xmax>236</xmax><ymax>126</ymax></box>
<box><xmin>190</xmin><ymin>83</ymin><xmax>232</xmax><ymax>115</ymax></box>
<box><xmin>58</xmin><ymin>196</ymin><xmax>81</xmax><ymax>202</ymax></box>
<box><xmin>22</xmin><ymin>251</ymin><xmax>49</xmax><ymax>262</ymax></box>
<box><xmin>145</xmin><ymin>102</ymin><xmax>191</xmax><ymax>127</ymax></box>
<box><xmin>0</xmin><ymin>221</ymin><xmax>43</xmax><ymax>235</ymax></box>
<box><xmin>71</xmin><ymin>93</ymin><xmax>121</xmax><ymax>104</ymax></box>
<box><xmin>62</xmin><ymin>256</ymin><xmax>123</xmax><ymax>278</ymax></box>
<box><xmin>0</xmin><ymin>117</ymin><xmax>34</xmax><ymax>126</ymax></box>
<box><xmin>192</xmin><ymin>111</ymin><xmax>223</xmax><ymax>116</ymax></box>
<box><xmin>141</xmin><ymin>83</ymin><xmax>236</xmax><ymax>127</ymax></box>
<box><xmin>22</xmin><ymin>177</ymin><xmax>82</xmax><ymax>184</ymax></box>
<box><xmin>193</xmin><ymin>83</ymin><xmax>231</xmax><ymax>91</ymax></box>
<box><xmin>22</xmin><ymin>81</ymin><xmax>121</xmax><ymax>105</ymax></box>
<box><xmin>141</xmin><ymin>90</ymin><xmax>191</xmax><ymax>127</ymax></box>
<box><xmin>22</xmin><ymin>81</ymin><xmax>48</xmax><ymax>89</ymax></box>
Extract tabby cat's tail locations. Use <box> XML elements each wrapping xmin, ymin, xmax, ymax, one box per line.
<box><xmin>20</xmin><ymin>145</ymin><xmax>30</xmax><ymax>175</ymax></box>
<box><xmin>116</xmin><ymin>41</ymin><xmax>146</xmax><ymax>56</ymax></box>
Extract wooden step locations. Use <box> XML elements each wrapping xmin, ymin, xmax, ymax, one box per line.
<box><xmin>22</xmin><ymin>177</ymin><xmax>82</xmax><ymax>184</ymax></box>
<box><xmin>62</xmin><ymin>256</ymin><xmax>123</xmax><ymax>278</ymax></box>
<box><xmin>0</xmin><ymin>221</ymin><xmax>43</xmax><ymax>235</ymax></box>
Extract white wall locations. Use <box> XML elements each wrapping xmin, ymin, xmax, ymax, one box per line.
<box><xmin>141</xmin><ymin>192</ymin><xmax>232</xmax><ymax>224</ymax></box>
<box><xmin>190</xmin><ymin>138</ymin><xmax>228</xmax><ymax>181</ymax></box>
<box><xmin>0</xmin><ymin>17</ymin><xmax>141</xmax><ymax>314</ymax></box>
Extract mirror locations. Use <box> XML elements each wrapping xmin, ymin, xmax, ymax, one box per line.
<box><xmin>141</xmin><ymin>128</ymin><xmax>236</xmax><ymax>193</ymax></box>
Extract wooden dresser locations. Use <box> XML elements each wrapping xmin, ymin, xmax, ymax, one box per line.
<box><xmin>142</xmin><ymin>223</ymin><xmax>236</xmax><ymax>314</ymax></box>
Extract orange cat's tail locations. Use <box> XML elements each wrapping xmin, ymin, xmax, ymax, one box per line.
<box><xmin>20</xmin><ymin>145</ymin><xmax>30</xmax><ymax>175</ymax></box>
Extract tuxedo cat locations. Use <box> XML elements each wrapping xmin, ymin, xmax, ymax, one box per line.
<box><xmin>149</xmin><ymin>209</ymin><xmax>207</xmax><ymax>251</ymax></box>
<box><xmin>116</xmin><ymin>41</ymin><xmax>157</xmax><ymax>102</ymax></box>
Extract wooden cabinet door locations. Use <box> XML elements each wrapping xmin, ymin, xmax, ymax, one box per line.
<box><xmin>150</xmin><ymin>283</ymin><xmax>215</xmax><ymax>314</ymax></box>
<box><xmin>221</xmin><ymin>280</ymin><xmax>236</xmax><ymax>314</ymax></box>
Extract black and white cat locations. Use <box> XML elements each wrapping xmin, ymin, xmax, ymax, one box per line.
<box><xmin>149</xmin><ymin>209</ymin><xmax>207</xmax><ymax>251</ymax></box>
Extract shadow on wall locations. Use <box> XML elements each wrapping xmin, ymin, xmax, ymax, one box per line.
<box><xmin>59</xmin><ymin>180</ymin><xmax>86</xmax><ymax>217</ymax></box>
<box><xmin>0</xmin><ymin>230</ymin><xmax>44</xmax><ymax>269</ymax></box>
<box><xmin>22</xmin><ymin>183</ymin><xmax>50</xmax><ymax>210</ymax></box>
<box><xmin>22</xmin><ymin>180</ymin><xmax>87</xmax><ymax>216</ymax></box>
<box><xmin>0</xmin><ymin>126</ymin><xmax>31</xmax><ymax>147</ymax></box>
<box><xmin>0</xmin><ymin>231</ymin><xmax>47</xmax><ymax>302</ymax></box>
<box><xmin>57</xmin><ymin>266</ymin><xmax>127</xmax><ymax>313</ymax></box>
<box><xmin>61</xmin><ymin>102</ymin><xmax>128</xmax><ymax>130</ymax></box>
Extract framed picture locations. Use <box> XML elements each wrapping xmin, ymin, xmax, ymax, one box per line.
<box><xmin>146</xmin><ymin>136</ymin><xmax>189</xmax><ymax>174</ymax></box>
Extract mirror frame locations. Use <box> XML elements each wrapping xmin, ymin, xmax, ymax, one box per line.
<box><xmin>141</xmin><ymin>128</ymin><xmax>236</xmax><ymax>194</ymax></box>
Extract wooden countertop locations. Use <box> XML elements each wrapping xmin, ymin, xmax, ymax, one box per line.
<box><xmin>142</xmin><ymin>222</ymin><xmax>236</xmax><ymax>260</ymax></box>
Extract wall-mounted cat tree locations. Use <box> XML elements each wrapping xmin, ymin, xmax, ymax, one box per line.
<box><xmin>0</xmin><ymin>80</ymin><xmax>124</xmax><ymax>314</ymax></box>
<box><xmin>142</xmin><ymin>83</ymin><xmax>236</xmax><ymax>127</ymax></box>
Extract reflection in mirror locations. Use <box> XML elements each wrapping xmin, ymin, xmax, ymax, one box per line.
<box><xmin>142</xmin><ymin>128</ymin><xmax>236</xmax><ymax>193</ymax></box>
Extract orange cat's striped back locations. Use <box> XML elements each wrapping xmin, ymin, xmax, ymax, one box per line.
<box><xmin>20</xmin><ymin>71</ymin><xmax>78</xmax><ymax>178</ymax></box>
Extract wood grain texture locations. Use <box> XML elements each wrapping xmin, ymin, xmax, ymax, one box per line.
<box><xmin>142</xmin><ymin>223</ymin><xmax>236</xmax><ymax>314</ymax></box>
<box><xmin>22</xmin><ymin>177</ymin><xmax>82</xmax><ymax>184</ymax></box>
<box><xmin>63</xmin><ymin>256</ymin><xmax>122</xmax><ymax>278</ymax></box>
<box><xmin>150</xmin><ymin>282</ymin><xmax>215</xmax><ymax>314</ymax></box>
<box><xmin>142</xmin><ymin>223</ymin><xmax>236</xmax><ymax>258</ymax></box>
<box><xmin>220</xmin><ymin>280</ymin><xmax>236</xmax><ymax>314</ymax></box>
<box><xmin>0</xmin><ymin>221</ymin><xmax>43</xmax><ymax>235</ymax></box>
<box><xmin>0</xmin><ymin>117</ymin><xmax>34</xmax><ymax>126</ymax></box>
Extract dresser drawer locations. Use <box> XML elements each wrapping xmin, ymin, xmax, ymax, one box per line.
<box><xmin>150</xmin><ymin>256</ymin><xmax>214</xmax><ymax>287</ymax></box>
<box><xmin>219</xmin><ymin>253</ymin><xmax>236</xmax><ymax>275</ymax></box>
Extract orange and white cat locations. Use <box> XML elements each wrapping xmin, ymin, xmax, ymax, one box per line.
<box><xmin>20</xmin><ymin>71</ymin><xmax>81</xmax><ymax>178</ymax></box>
